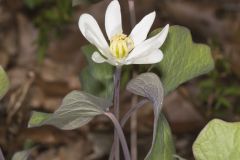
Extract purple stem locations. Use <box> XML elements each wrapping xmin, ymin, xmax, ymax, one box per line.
<box><xmin>105</xmin><ymin>112</ymin><xmax>131</xmax><ymax>160</ymax></box>
<box><xmin>120</xmin><ymin>99</ymin><xmax>149</xmax><ymax>127</ymax></box>
<box><xmin>127</xmin><ymin>0</ymin><xmax>137</xmax><ymax>159</ymax></box>
<box><xmin>111</xmin><ymin>66</ymin><xmax>122</xmax><ymax>160</ymax></box>
<box><xmin>109</xmin><ymin>99</ymin><xmax>149</xmax><ymax>160</ymax></box>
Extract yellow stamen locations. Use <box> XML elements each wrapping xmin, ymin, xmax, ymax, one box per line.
<box><xmin>110</xmin><ymin>34</ymin><xmax>134</xmax><ymax>60</ymax></box>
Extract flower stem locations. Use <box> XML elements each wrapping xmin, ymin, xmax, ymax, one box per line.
<box><xmin>109</xmin><ymin>99</ymin><xmax>149</xmax><ymax>160</ymax></box>
<box><xmin>121</xmin><ymin>99</ymin><xmax>149</xmax><ymax>127</ymax></box>
<box><xmin>105</xmin><ymin>112</ymin><xmax>131</xmax><ymax>160</ymax></box>
<box><xmin>114</xmin><ymin>66</ymin><xmax>121</xmax><ymax>120</ymax></box>
<box><xmin>112</xmin><ymin>66</ymin><xmax>122</xmax><ymax>160</ymax></box>
<box><xmin>130</xmin><ymin>94</ymin><xmax>138</xmax><ymax>160</ymax></box>
<box><xmin>127</xmin><ymin>0</ymin><xmax>137</xmax><ymax>158</ymax></box>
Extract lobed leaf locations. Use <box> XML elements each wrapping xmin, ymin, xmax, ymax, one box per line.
<box><xmin>151</xmin><ymin>25</ymin><xmax>214</xmax><ymax>94</ymax></box>
<box><xmin>193</xmin><ymin>119</ymin><xmax>240</xmax><ymax>160</ymax></box>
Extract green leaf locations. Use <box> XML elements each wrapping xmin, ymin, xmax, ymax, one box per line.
<box><xmin>80</xmin><ymin>67</ymin><xmax>104</xmax><ymax>96</ymax></box>
<box><xmin>146</xmin><ymin>114</ymin><xmax>175</xmax><ymax>160</ymax></box>
<box><xmin>193</xmin><ymin>119</ymin><xmax>240</xmax><ymax>160</ymax></box>
<box><xmin>82</xmin><ymin>45</ymin><xmax>113</xmax><ymax>81</ymax></box>
<box><xmin>80</xmin><ymin>45</ymin><xmax>114</xmax><ymax>99</ymax></box>
<box><xmin>0</xmin><ymin>66</ymin><xmax>10</xmax><ymax>100</ymax></box>
<box><xmin>127</xmin><ymin>73</ymin><xmax>175</xmax><ymax>159</ymax></box>
<box><xmin>80</xmin><ymin>45</ymin><xmax>133</xmax><ymax>100</ymax></box>
<box><xmin>28</xmin><ymin>111</ymin><xmax>51</xmax><ymax>127</ymax></box>
<box><xmin>43</xmin><ymin>91</ymin><xmax>112</xmax><ymax>130</ymax></box>
<box><xmin>151</xmin><ymin>25</ymin><xmax>214</xmax><ymax>94</ymax></box>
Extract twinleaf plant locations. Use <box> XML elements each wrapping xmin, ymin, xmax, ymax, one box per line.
<box><xmin>12</xmin><ymin>0</ymin><xmax>240</xmax><ymax>160</ymax></box>
<box><xmin>78</xmin><ymin>1</ymin><xmax>169</xmax><ymax>159</ymax></box>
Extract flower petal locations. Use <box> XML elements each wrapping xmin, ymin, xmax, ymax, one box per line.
<box><xmin>126</xmin><ymin>24</ymin><xmax>169</xmax><ymax>61</ymax></box>
<box><xmin>91</xmin><ymin>51</ymin><xmax>106</xmax><ymax>63</ymax></box>
<box><xmin>92</xmin><ymin>51</ymin><xmax>118</xmax><ymax>66</ymax></box>
<box><xmin>79</xmin><ymin>14</ymin><xmax>111</xmax><ymax>58</ymax></box>
<box><xmin>128</xmin><ymin>49</ymin><xmax>163</xmax><ymax>64</ymax></box>
<box><xmin>130</xmin><ymin>11</ymin><xmax>156</xmax><ymax>46</ymax></box>
<box><xmin>105</xmin><ymin>0</ymin><xmax>122</xmax><ymax>40</ymax></box>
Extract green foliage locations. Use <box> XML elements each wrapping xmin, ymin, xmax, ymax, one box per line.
<box><xmin>0</xmin><ymin>66</ymin><xmax>10</xmax><ymax>100</ymax></box>
<box><xmin>146</xmin><ymin>114</ymin><xmax>175</xmax><ymax>160</ymax></box>
<box><xmin>126</xmin><ymin>73</ymin><xmax>175</xmax><ymax>159</ymax></box>
<box><xmin>193</xmin><ymin>119</ymin><xmax>240</xmax><ymax>160</ymax></box>
<box><xmin>23</xmin><ymin>0</ymin><xmax>72</xmax><ymax>61</ymax></box>
<box><xmin>80</xmin><ymin>45</ymin><xmax>114</xmax><ymax>99</ymax></box>
<box><xmin>80</xmin><ymin>67</ymin><xmax>105</xmax><ymax>96</ymax></box>
<box><xmin>28</xmin><ymin>111</ymin><xmax>51</xmax><ymax>127</ymax></box>
<box><xmin>41</xmin><ymin>91</ymin><xmax>112</xmax><ymax>130</ymax></box>
<box><xmin>198</xmin><ymin>56</ymin><xmax>240</xmax><ymax>113</ymax></box>
<box><xmin>80</xmin><ymin>46</ymin><xmax>130</xmax><ymax>99</ymax></box>
<box><xmin>82</xmin><ymin>46</ymin><xmax>113</xmax><ymax>81</ymax></box>
<box><xmin>80</xmin><ymin>45</ymin><xmax>134</xmax><ymax>99</ymax></box>
<box><xmin>151</xmin><ymin>25</ymin><xmax>214</xmax><ymax>94</ymax></box>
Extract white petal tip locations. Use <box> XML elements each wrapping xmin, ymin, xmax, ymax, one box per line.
<box><xmin>78</xmin><ymin>14</ymin><xmax>90</xmax><ymax>28</ymax></box>
<box><xmin>150</xmin><ymin>11</ymin><xmax>156</xmax><ymax>18</ymax></box>
<box><xmin>109</xmin><ymin>0</ymin><xmax>120</xmax><ymax>7</ymax></box>
<box><xmin>129</xmin><ymin>11</ymin><xmax>156</xmax><ymax>46</ymax></box>
<box><xmin>78</xmin><ymin>14</ymin><xmax>94</xmax><ymax>36</ymax></box>
<box><xmin>161</xmin><ymin>24</ymin><xmax>170</xmax><ymax>40</ymax></box>
<box><xmin>164</xmin><ymin>24</ymin><xmax>170</xmax><ymax>31</ymax></box>
<box><xmin>105</xmin><ymin>0</ymin><xmax>122</xmax><ymax>39</ymax></box>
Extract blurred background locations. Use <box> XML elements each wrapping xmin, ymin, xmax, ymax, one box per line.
<box><xmin>0</xmin><ymin>0</ymin><xmax>240</xmax><ymax>159</ymax></box>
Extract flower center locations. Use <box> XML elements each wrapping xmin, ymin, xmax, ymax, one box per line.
<box><xmin>109</xmin><ymin>34</ymin><xmax>134</xmax><ymax>60</ymax></box>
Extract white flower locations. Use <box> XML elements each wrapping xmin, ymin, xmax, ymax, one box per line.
<box><xmin>79</xmin><ymin>0</ymin><xmax>169</xmax><ymax>66</ymax></box>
